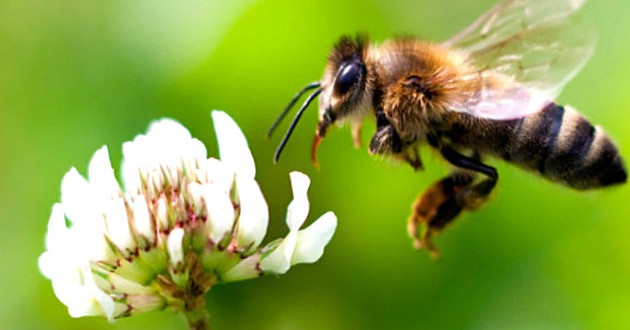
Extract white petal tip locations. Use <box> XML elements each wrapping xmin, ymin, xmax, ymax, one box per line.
<box><xmin>286</xmin><ymin>172</ymin><xmax>311</xmax><ymax>231</ymax></box>
<box><xmin>211</xmin><ymin>110</ymin><xmax>256</xmax><ymax>178</ymax></box>
<box><xmin>289</xmin><ymin>171</ymin><xmax>310</xmax><ymax>194</ymax></box>
<box><xmin>167</xmin><ymin>228</ymin><xmax>185</xmax><ymax>266</ymax></box>
<box><xmin>260</xmin><ymin>233</ymin><xmax>298</xmax><ymax>275</ymax></box>
<box><xmin>291</xmin><ymin>212</ymin><xmax>337</xmax><ymax>265</ymax></box>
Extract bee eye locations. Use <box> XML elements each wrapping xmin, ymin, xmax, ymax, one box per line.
<box><xmin>335</xmin><ymin>62</ymin><xmax>362</xmax><ymax>95</ymax></box>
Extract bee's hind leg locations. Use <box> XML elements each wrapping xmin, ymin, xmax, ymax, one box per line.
<box><xmin>408</xmin><ymin>146</ymin><xmax>498</xmax><ymax>258</ymax></box>
<box><xmin>440</xmin><ymin>146</ymin><xmax>498</xmax><ymax>209</ymax></box>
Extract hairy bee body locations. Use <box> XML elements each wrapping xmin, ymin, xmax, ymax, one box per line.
<box><xmin>367</xmin><ymin>40</ymin><xmax>463</xmax><ymax>143</ymax></box>
<box><xmin>366</xmin><ymin>39</ymin><xmax>626</xmax><ymax>190</ymax></box>
<box><xmin>271</xmin><ymin>0</ymin><xmax>627</xmax><ymax>256</ymax></box>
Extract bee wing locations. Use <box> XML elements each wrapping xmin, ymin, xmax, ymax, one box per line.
<box><xmin>443</xmin><ymin>0</ymin><xmax>596</xmax><ymax>120</ymax></box>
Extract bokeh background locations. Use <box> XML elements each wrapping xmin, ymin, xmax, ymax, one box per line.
<box><xmin>2</xmin><ymin>0</ymin><xmax>629</xmax><ymax>329</ymax></box>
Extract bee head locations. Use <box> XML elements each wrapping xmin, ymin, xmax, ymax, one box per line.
<box><xmin>269</xmin><ymin>35</ymin><xmax>372</xmax><ymax>167</ymax></box>
<box><xmin>317</xmin><ymin>35</ymin><xmax>371</xmax><ymax>138</ymax></box>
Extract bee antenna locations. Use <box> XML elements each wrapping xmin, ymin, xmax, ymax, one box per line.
<box><xmin>273</xmin><ymin>87</ymin><xmax>323</xmax><ymax>163</ymax></box>
<box><xmin>267</xmin><ymin>82</ymin><xmax>321</xmax><ymax>139</ymax></box>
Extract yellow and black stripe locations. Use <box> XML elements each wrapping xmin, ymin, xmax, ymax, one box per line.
<box><xmin>506</xmin><ymin>103</ymin><xmax>625</xmax><ymax>189</ymax></box>
<box><xmin>446</xmin><ymin>103</ymin><xmax>626</xmax><ymax>190</ymax></box>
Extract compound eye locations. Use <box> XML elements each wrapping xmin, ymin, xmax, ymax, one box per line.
<box><xmin>335</xmin><ymin>62</ymin><xmax>361</xmax><ymax>95</ymax></box>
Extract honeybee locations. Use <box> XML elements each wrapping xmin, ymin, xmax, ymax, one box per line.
<box><xmin>269</xmin><ymin>0</ymin><xmax>627</xmax><ymax>257</ymax></box>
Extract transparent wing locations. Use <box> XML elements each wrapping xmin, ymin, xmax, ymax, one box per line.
<box><xmin>443</xmin><ymin>0</ymin><xmax>597</xmax><ymax>120</ymax></box>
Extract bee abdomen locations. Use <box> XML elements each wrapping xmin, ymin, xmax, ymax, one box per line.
<box><xmin>507</xmin><ymin>103</ymin><xmax>627</xmax><ymax>190</ymax></box>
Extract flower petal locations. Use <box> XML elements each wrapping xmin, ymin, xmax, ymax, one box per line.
<box><xmin>198</xmin><ymin>185</ymin><xmax>235</xmax><ymax>243</ymax></box>
<box><xmin>184</xmin><ymin>138</ymin><xmax>207</xmax><ymax>171</ymax></box>
<box><xmin>104</xmin><ymin>197</ymin><xmax>135</xmax><ymax>254</ymax></box>
<box><xmin>291</xmin><ymin>212</ymin><xmax>337</xmax><ymax>265</ymax></box>
<box><xmin>132</xmin><ymin>196</ymin><xmax>154</xmax><ymax>243</ymax></box>
<box><xmin>39</xmin><ymin>204</ymin><xmax>83</xmax><ymax>283</ymax></box>
<box><xmin>167</xmin><ymin>228</ymin><xmax>185</xmax><ymax>266</ymax></box>
<box><xmin>144</xmin><ymin>119</ymin><xmax>195</xmax><ymax>170</ymax></box>
<box><xmin>88</xmin><ymin>146</ymin><xmax>120</xmax><ymax>198</ymax></box>
<box><xmin>186</xmin><ymin>182</ymin><xmax>206</xmax><ymax>216</ymax></box>
<box><xmin>234</xmin><ymin>176</ymin><xmax>268</xmax><ymax>251</ymax></box>
<box><xmin>121</xmin><ymin>118</ymin><xmax>205</xmax><ymax>193</ymax></box>
<box><xmin>60</xmin><ymin>170</ymin><xmax>113</xmax><ymax>262</ymax></box>
<box><xmin>211</xmin><ymin>110</ymin><xmax>255</xmax><ymax>178</ymax></box>
<box><xmin>42</xmin><ymin>204</ymin><xmax>69</xmax><ymax>257</ymax></box>
<box><xmin>83</xmin><ymin>267</ymin><xmax>117</xmax><ymax>321</ymax></box>
<box><xmin>120</xmin><ymin>138</ymin><xmax>144</xmax><ymax>193</ymax></box>
<box><xmin>259</xmin><ymin>232</ymin><xmax>298</xmax><ymax>275</ymax></box>
<box><xmin>286</xmin><ymin>172</ymin><xmax>310</xmax><ymax>231</ymax></box>
<box><xmin>52</xmin><ymin>278</ymin><xmax>105</xmax><ymax>318</ymax></box>
<box><xmin>50</xmin><ymin>264</ymin><xmax>116</xmax><ymax>320</ymax></box>
<box><xmin>61</xmin><ymin>168</ymin><xmax>100</xmax><ymax>227</ymax></box>
<box><xmin>197</xmin><ymin>158</ymin><xmax>234</xmax><ymax>193</ymax></box>
<box><xmin>127</xmin><ymin>294</ymin><xmax>167</xmax><ymax>315</ymax></box>
<box><xmin>220</xmin><ymin>254</ymin><xmax>261</xmax><ymax>282</ymax></box>
<box><xmin>155</xmin><ymin>197</ymin><xmax>171</xmax><ymax>231</ymax></box>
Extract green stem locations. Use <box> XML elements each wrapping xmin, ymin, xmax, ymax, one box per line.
<box><xmin>184</xmin><ymin>300</ymin><xmax>210</xmax><ymax>330</ymax></box>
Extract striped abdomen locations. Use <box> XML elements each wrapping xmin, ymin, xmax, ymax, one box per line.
<box><xmin>501</xmin><ymin>103</ymin><xmax>626</xmax><ymax>189</ymax></box>
<box><xmin>449</xmin><ymin>103</ymin><xmax>627</xmax><ymax>190</ymax></box>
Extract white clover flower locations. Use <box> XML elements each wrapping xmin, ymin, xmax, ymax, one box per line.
<box><xmin>38</xmin><ymin>111</ymin><xmax>337</xmax><ymax>329</ymax></box>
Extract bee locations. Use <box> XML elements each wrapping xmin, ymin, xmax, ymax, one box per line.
<box><xmin>268</xmin><ymin>0</ymin><xmax>627</xmax><ymax>257</ymax></box>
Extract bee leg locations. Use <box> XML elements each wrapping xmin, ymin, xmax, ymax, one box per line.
<box><xmin>405</xmin><ymin>147</ymin><xmax>424</xmax><ymax>171</ymax></box>
<box><xmin>407</xmin><ymin>172</ymin><xmax>475</xmax><ymax>258</ymax></box>
<box><xmin>408</xmin><ymin>147</ymin><xmax>498</xmax><ymax>257</ymax></box>
<box><xmin>369</xmin><ymin>121</ymin><xmax>403</xmax><ymax>155</ymax></box>
<box><xmin>439</xmin><ymin>146</ymin><xmax>498</xmax><ymax>209</ymax></box>
<box><xmin>352</xmin><ymin>121</ymin><xmax>363</xmax><ymax>148</ymax></box>
<box><xmin>369</xmin><ymin>111</ymin><xmax>423</xmax><ymax>170</ymax></box>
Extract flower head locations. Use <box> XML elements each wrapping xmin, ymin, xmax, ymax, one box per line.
<box><xmin>39</xmin><ymin>111</ymin><xmax>337</xmax><ymax>325</ymax></box>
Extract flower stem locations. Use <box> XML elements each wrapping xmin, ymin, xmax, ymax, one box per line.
<box><xmin>184</xmin><ymin>301</ymin><xmax>210</xmax><ymax>330</ymax></box>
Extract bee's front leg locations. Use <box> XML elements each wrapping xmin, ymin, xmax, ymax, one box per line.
<box><xmin>408</xmin><ymin>146</ymin><xmax>498</xmax><ymax>258</ymax></box>
<box><xmin>369</xmin><ymin>123</ymin><xmax>402</xmax><ymax>154</ymax></box>
<box><xmin>368</xmin><ymin>110</ymin><xmax>423</xmax><ymax>170</ymax></box>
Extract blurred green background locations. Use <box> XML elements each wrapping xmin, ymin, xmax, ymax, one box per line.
<box><xmin>2</xmin><ymin>0</ymin><xmax>629</xmax><ymax>329</ymax></box>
